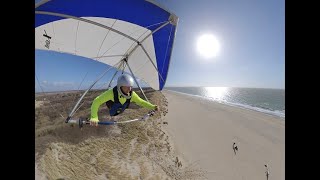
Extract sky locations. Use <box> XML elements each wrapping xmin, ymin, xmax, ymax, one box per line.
<box><xmin>35</xmin><ymin>0</ymin><xmax>285</xmax><ymax>92</ymax></box>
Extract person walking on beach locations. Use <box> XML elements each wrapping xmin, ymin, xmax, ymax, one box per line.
<box><xmin>89</xmin><ymin>74</ymin><xmax>158</xmax><ymax>126</ymax></box>
<box><xmin>233</xmin><ymin>142</ymin><xmax>238</xmax><ymax>155</ymax></box>
<box><xmin>265</xmin><ymin>164</ymin><xmax>270</xmax><ymax>180</ymax></box>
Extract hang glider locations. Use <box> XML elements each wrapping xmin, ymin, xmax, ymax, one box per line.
<box><xmin>35</xmin><ymin>0</ymin><xmax>178</xmax><ymax>123</ymax></box>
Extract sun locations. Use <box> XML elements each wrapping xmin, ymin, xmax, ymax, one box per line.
<box><xmin>197</xmin><ymin>34</ymin><xmax>220</xmax><ymax>58</ymax></box>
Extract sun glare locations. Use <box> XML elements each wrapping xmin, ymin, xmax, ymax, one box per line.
<box><xmin>204</xmin><ymin>87</ymin><xmax>229</xmax><ymax>101</ymax></box>
<box><xmin>197</xmin><ymin>34</ymin><xmax>220</xmax><ymax>58</ymax></box>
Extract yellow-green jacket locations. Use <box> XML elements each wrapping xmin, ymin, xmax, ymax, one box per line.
<box><xmin>90</xmin><ymin>87</ymin><xmax>156</xmax><ymax>121</ymax></box>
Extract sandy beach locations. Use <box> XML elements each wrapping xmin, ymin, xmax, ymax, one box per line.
<box><xmin>161</xmin><ymin>90</ymin><xmax>285</xmax><ymax>180</ymax></box>
<box><xmin>35</xmin><ymin>89</ymin><xmax>284</xmax><ymax>179</ymax></box>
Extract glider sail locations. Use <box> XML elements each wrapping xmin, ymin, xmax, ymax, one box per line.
<box><xmin>35</xmin><ymin>0</ymin><xmax>178</xmax><ymax>91</ymax></box>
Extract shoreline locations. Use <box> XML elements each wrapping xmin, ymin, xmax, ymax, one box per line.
<box><xmin>164</xmin><ymin>89</ymin><xmax>285</xmax><ymax>120</ymax></box>
<box><xmin>161</xmin><ymin>90</ymin><xmax>285</xmax><ymax>180</ymax></box>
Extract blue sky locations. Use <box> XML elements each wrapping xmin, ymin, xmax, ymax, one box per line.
<box><xmin>35</xmin><ymin>0</ymin><xmax>285</xmax><ymax>92</ymax></box>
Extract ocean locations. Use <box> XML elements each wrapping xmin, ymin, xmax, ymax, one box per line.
<box><xmin>164</xmin><ymin>87</ymin><xmax>285</xmax><ymax>119</ymax></box>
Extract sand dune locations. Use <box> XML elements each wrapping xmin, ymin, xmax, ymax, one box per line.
<box><xmin>35</xmin><ymin>89</ymin><xmax>206</xmax><ymax>180</ymax></box>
